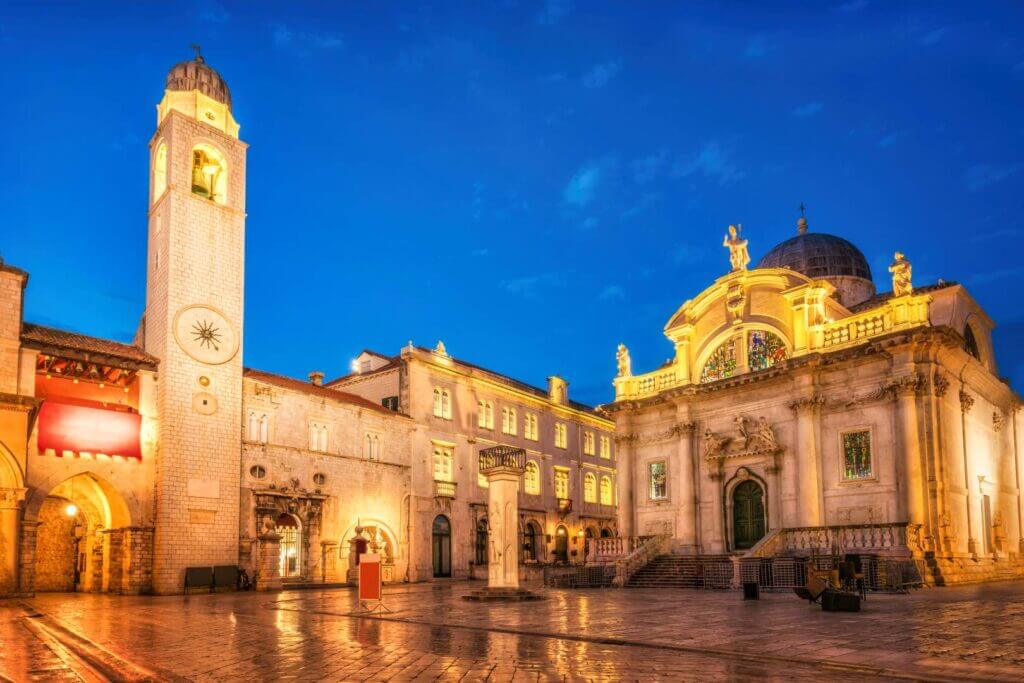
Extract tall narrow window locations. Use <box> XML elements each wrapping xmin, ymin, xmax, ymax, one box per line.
<box><xmin>258</xmin><ymin>415</ymin><xmax>268</xmax><ymax>444</ymax></box>
<box><xmin>433</xmin><ymin>388</ymin><xmax>443</xmax><ymax>417</ymax></box>
<box><xmin>964</xmin><ymin>325</ymin><xmax>981</xmax><ymax>360</ymax></box>
<box><xmin>434</xmin><ymin>388</ymin><xmax>452</xmax><ymax>419</ymax></box>
<box><xmin>433</xmin><ymin>445</ymin><xmax>454</xmax><ymax>482</ymax></box>
<box><xmin>599</xmin><ymin>436</ymin><xmax>611</xmax><ymax>459</ymax></box>
<box><xmin>600</xmin><ymin>476</ymin><xmax>613</xmax><ymax>505</ymax></box>
<box><xmin>524</xmin><ymin>461</ymin><xmax>540</xmax><ymax>495</ymax></box>
<box><xmin>583</xmin><ymin>473</ymin><xmax>597</xmax><ymax>503</ymax></box>
<box><xmin>152</xmin><ymin>142</ymin><xmax>167</xmax><ymax>203</ymax></box>
<box><xmin>554</xmin><ymin>468</ymin><xmax>570</xmax><ymax>499</ymax></box>
<box><xmin>583</xmin><ymin>432</ymin><xmax>595</xmax><ymax>455</ymax></box>
<box><xmin>524</xmin><ymin>414</ymin><xmax>538</xmax><ymax>440</ymax></box>
<box><xmin>648</xmin><ymin>461</ymin><xmax>667</xmax><ymax>500</ymax></box>
<box><xmin>501</xmin><ymin>407</ymin><xmax>511</xmax><ymax>434</ymax></box>
<box><xmin>747</xmin><ymin>330</ymin><xmax>788</xmax><ymax>371</ymax></box>
<box><xmin>841</xmin><ymin>430</ymin><xmax>873</xmax><ymax>480</ymax></box>
<box><xmin>700</xmin><ymin>337</ymin><xmax>738</xmax><ymax>383</ymax></box>
<box><xmin>478</xmin><ymin>400</ymin><xmax>494</xmax><ymax>429</ymax></box>
<box><xmin>555</xmin><ymin>423</ymin><xmax>567</xmax><ymax>449</ymax></box>
<box><xmin>247</xmin><ymin>411</ymin><xmax>258</xmax><ymax>441</ymax></box>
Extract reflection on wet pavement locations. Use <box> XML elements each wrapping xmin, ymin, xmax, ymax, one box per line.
<box><xmin>4</xmin><ymin>580</ymin><xmax>1024</xmax><ymax>681</ymax></box>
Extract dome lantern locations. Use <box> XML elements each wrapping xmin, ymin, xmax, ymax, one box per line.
<box><xmin>165</xmin><ymin>46</ymin><xmax>232</xmax><ymax>110</ymax></box>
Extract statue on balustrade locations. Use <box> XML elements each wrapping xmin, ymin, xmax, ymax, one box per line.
<box><xmin>616</xmin><ymin>343</ymin><xmax>632</xmax><ymax>377</ymax></box>
<box><xmin>889</xmin><ymin>251</ymin><xmax>913</xmax><ymax>296</ymax></box>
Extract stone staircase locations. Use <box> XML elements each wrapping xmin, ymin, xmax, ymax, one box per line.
<box><xmin>626</xmin><ymin>554</ymin><xmax>735</xmax><ymax>589</ymax></box>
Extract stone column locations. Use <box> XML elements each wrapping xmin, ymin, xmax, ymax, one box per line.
<box><xmin>675</xmin><ymin>420</ymin><xmax>697</xmax><ymax>552</ymax></box>
<box><xmin>708</xmin><ymin>463</ymin><xmax>726</xmax><ymax>553</ymax></box>
<box><xmin>104</xmin><ymin>529</ymin><xmax>125</xmax><ymax>594</ymax></box>
<box><xmin>121</xmin><ymin>527</ymin><xmax>154</xmax><ymax>595</ymax></box>
<box><xmin>0</xmin><ymin>488</ymin><xmax>25</xmax><ymax>596</ymax></box>
<box><xmin>790</xmin><ymin>396</ymin><xmax>824</xmax><ymax>528</ymax></box>
<box><xmin>17</xmin><ymin>519</ymin><xmax>38</xmax><ymax>595</ymax></box>
<box><xmin>893</xmin><ymin>376</ymin><xmax>926</xmax><ymax>528</ymax></box>
<box><xmin>486</xmin><ymin>466</ymin><xmax>524</xmax><ymax>590</ymax></box>
<box><xmin>256</xmin><ymin>532</ymin><xmax>282</xmax><ymax>591</ymax></box>
<box><xmin>959</xmin><ymin>389</ymin><xmax>978</xmax><ymax>556</ymax></box>
<box><xmin>88</xmin><ymin>529</ymin><xmax>105</xmax><ymax>592</ymax></box>
<box><xmin>615</xmin><ymin>421</ymin><xmax>636</xmax><ymax>538</ymax></box>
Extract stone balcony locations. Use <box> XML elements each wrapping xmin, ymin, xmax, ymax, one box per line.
<box><xmin>433</xmin><ymin>480</ymin><xmax>456</xmax><ymax>499</ymax></box>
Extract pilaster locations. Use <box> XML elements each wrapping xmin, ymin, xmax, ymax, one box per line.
<box><xmin>674</xmin><ymin>410</ymin><xmax>697</xmax><ymax>552</ymax></box>
<box><xmin>789</xmin><ymin>395</ymin><xmax>824</xmax><ymax>527</ymax></box>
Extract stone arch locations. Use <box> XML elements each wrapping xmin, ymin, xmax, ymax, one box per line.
<box><xmin>24</xmin><ymin>470</ymin><xmax>132</xmax><ymax>528</ymax></box>
<box><xmin>723</xmin><ymin>467</ymin><xmax>769</xmax><ymax>551</ymax></box>
<box><xmin>152</xmin><ymin>139</ymin><xmax>168</xmax><ymax>203</ymax></box>
<box><xmin>339</xmin><ymin>518</ymin><xmax>399</xmax><ymax>564</ymax></box>
<box><xmin>694</xmin><ymin>321</ymin><xmax>792</xmax><ymax>381</ymax></box>
<box><xmin>190</xmin><ymin>140</ymin><xmax>229</xmax><ymax>204</ymax></box>
<box><xmin>0</xmin><ymin>440</ymin><xmax>24</xmax><ymax>489</ymax></box>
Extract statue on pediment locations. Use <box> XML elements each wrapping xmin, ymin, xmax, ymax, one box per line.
<box><xmin>888</xmin><ymin>251</ymin><xmax>913</xmax><ymax>297</ymax></box>
<box><xmin>616</xmin><ymin>343</ymin><xmax>632</xmax><ymax>377</ymax></box>
<box><xmin>722</xmin><ymin>224</ymin><xmax>750</xmax><ymax>271</ymax></box>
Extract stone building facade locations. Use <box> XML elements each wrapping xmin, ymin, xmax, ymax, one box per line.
<box><xmin>331</xmin><ymin>345</ymin><xmax>617</xmax><ymax>580</ymax></box>
<box><xmin>0</xmin><ymin>55</ymin><xmax>613</xmax><ymax>597</ymax></box>
<box><xmin>606</xmin><ymin>218</ymin><xmax>1024</xmax><ymax>584</ymax></box>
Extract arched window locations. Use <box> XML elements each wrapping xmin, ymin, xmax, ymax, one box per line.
<box><xmin>433</xmin><ymin>388</ymin><xmax>443</xmax><ymax>417</ymax></box>
<box><xmin>258</xmin><ymin>415</ymin><xmax>268</xmax><ymax>444</ymax></box>
<box><xmin>523</xmin><ymin>521</ymin><xmax>541</xmax><ymax>562</ymax></box>
<box><xmin>247</xmin><ymin>411</ymin><xmax>258</xmax><ymax>441</ymax></box>
<box><xmin>477</xmin><ymin>400</ymin><xmax>494</xmax><ymax>429</ymax></box>
<box><xmin>964</xmin><ymin>325</ymin><xmax>981</xmax><ymax>360</ymax></box>
<box><xmin>502</xmin><ymin>408</ymin><xmax>517</xmax><ymax>435</ymax></box>
<box><xmin>700</xmin><ymin>337</ymin><xmax>738</xmax><ymax>383</ymax></box>
<box><xmin>190</xmin><ymin>143</ymin><xmax>227</xmax><ymax>204</ymax></box>
<box><xmin>365</xmin><ymin>434</ymin><xmax>373</xmax><ymax>459</ymax></box>
<box><xmin>583</xmin><ymin>473</ymin><xmax>597</xmax><ymax>503</ymax></box>
<box><xmin>475</xmin><ymin>518</ymin><xmax>489</xmax><ymax>565</ymax></box>
<box><xmin>583</xmin><ymin>432</ymin><xmax>595</xmax><ymax>455</ymax></box>
<box><xmin>600</xmin><ymin>476</ymin><xmax>613</xmax><ymax>505</ymax></box>
<box><xmin>152</xmin><ymin>142</ymin><xmax>167</xmax><ymax>203</ymax></box>
<box><xmin>524</xmin><ymin>461</ymin><xmax>540</xmax><ymax>495</ymax></box>
<box><xmin>747</xmin><ymin>330</ymin><xmax>788</xmax><ymax>371</ymax></box>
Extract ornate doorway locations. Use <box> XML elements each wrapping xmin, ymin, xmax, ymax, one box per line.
<box><xmin>554</xmin><ymin>525</ymin><xmax>568</xmax><ymax>563</ymax></box>
<box><xmin>432</xmin><ymin>515</ymin><xmax>451</xmax><ymax>577</ymax></box>
<box><xmin>276</xmin><ymin>513</ymin><xmax>301</xmax><ymax>578</ymax></box>
<box><xmin>732</xmin><ymin>480</ymin><xmax>766</xmax><ymax>550</ymax></box>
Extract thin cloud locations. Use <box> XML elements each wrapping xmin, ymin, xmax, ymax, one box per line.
<box><xmin>672</xmin><ymin>141</ymin><xmax>746</xmax><ymax>186</ymax></box>
<box><xmin>471</xmin><ymin>248</ymin><xmax>490</xmax><ymax>257</ymax></box>
<box><xmin>537</xmin><ymin>0</ymin><xmax>572</xmax><ymax>26</ymax></box>
<box><xmin>792</xmin><ymin>102</ymin><xmax>823</xmax><ymax>117</ymax></box>
<box><xmin>971</xmin><ymin>228</ymin><xmax>1021</xmax><ymax>243</ymax></box>
<box><xmin>500</xmin><ymin>273</ymin><xmax>565</xmax><ymax>297</ymax></box>
<box><xmin>964</xmin><ymin>164</ymin><xmax>1019</xmax><ymax>191</ymax></box>
<box><xmin>920</xmin><ymin>27</ymin><xmax>949</xmax><ymax>46</ymax></box>
<box><xmin>598</xmin><ymin>285</ymin><xmax>625</xmax><ymax>301</ymax></box>
<box><xmin>582</xmin><ymin>60</ymin><xmax>622</xmax><ymax>88</ymax></box>
<box><xmin>622</xmin><ymin>192</ymin><xmax>661</xmax><ymax>219</ymax></box>
<box><xmin>563</xmin><ymin>163</ymin><xmax>603</xmax><ymax>207</ymax></box>
<box><xmin>836</xmin><ymin>0</ymin><xmax>868</xmax><ymax>12</ymax></box>
<box><xmin>632</xmin><ymin>151</ymin><xmax>668</xmax><ymax>184</ymax></box>
<box><xmin>877</xmin><ymin>131</ymin><xmax>901</xmax><ymax>147</ymax></box>
<box><xmin>581</xmin><ymin>217</ymin><xmax>599</xmax><ymax>230</ymax></box>
<box><xmin>272</xmin><ymin>24</ymin><xmax>344</xmax><ymax>52</ymax></box>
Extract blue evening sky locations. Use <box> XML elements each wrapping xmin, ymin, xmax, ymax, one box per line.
<box><xmin>2</xmin><ymin>1</ymin><xmax>1023</xmax><ymax>406</ymax></box>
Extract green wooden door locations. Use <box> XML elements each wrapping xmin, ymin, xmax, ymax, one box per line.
<box><xmin>732</xmin><ymin>481</ymin><xmax>766</xmax><ymax>550</ymax></box>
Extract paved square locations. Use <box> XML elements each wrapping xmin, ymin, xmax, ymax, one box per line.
<box><xmin>3</xmin><ymin>581</ymin><xmax>1024</xmax><ymax>681</ymax></box>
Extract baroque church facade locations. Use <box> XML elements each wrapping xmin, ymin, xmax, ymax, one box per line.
<box><xmin>0</xmin><ymin>56</ymin><xmax>614</xmax><ymax>597</ymax></box>
<box><xmin>607</xmin><ymin>218</ymin><xmax>1024</xmax><ymax>584</ymax></box>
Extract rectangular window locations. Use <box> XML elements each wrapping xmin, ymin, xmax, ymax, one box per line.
<box><xmin>554</xmin><ymin>468</ymin><xmax>569</xmax><ymax>499</ymax></box>
<box><xmin>841</xmin><ymin>430</ymin><xmax>873</xmax><ymax>480</ymax></box>
<box><xmin>599</xmin><ymin>436</ymin><xmax>611</xmax><ymax>459</ymax></box>
<box><xmin>583</xmin><ymin>432</ymin><xmax>595</xmax><ymax>455</ymax></box>
<box><xmin>555</xmin><ymin>423</ymin><xmax>567</xmax><ymax>449</ymax></box>
<box><xmin>525</xmin><ymin>414</ymin><xmax>538</xmax><ymax>440</ymax></box>
<box><xmin>648</xmin><ymin>461</ymin><xmax>667</xmax><ymax>500</ymax></box>
<box><xmin>381</xmin><ymin>396</ymin><xmax>399</xmax><ymax>411</ymax></box>
<box><xmin>433</xmin><ymin>388</ymin><xmax>452</xmax><ymax>419</ymax></box>
<box><xmin>433</xmin><ymin>445</ymin><xmax>454</xmax><ymax>482</ymax></box>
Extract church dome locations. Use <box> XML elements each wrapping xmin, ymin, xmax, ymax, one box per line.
<box><xmin>758</xmin><ymin>219</ymin><xmax>871</xmax><ymax>280</ymax></box>
<box><xmin>757</xmin><ymin>216</ymin><xmax>875</xmax><ymax>306</ymax></box>
<box><xmin>166</xmin><ymin>55</ymin><xmax>232</xmax><ymax>110</ymax></box>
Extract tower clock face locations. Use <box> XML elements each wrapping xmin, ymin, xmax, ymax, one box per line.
<box><xmin>173</xmin><ymin>305</ymin><xmax>239</xmax><ymax>365</ymax></box>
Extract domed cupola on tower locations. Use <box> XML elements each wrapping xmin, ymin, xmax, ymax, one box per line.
<box><xmin>156</xmin><ymin>47</ymin><xmax>240</xmax><ymax>139</ymax></box>
<box><xmin>757</xmin><ymin>215</ymin><xmax>875</xmax><ymax>307</ymax></box>
<box><xmin>166</xmin><ymin>54</ymin><xmax>232</xmax><ymax>110</ymax></box>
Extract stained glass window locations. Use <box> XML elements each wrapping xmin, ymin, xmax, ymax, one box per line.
<box><xmin>649</xmin><ymin>461</ymin><xmax>667</xmax><ymax>500</ymax></box>
<box><xmin>700</xmin><ymin>337</ymin><xmax>737</xmax><ymax>383</ymax></box>
<box><xmin>748</xmin><ymin>330</ymin><xmax>788</xmax><ymax>371</ymax></box>
<box><xmin>842</xmin><ymin>430</ymin><xmax>872</xmax><ymax>480</ymax></box>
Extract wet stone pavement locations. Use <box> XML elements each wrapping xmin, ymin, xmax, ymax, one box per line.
<box><xmin>2</xmin><ymin>580</ymin><xmax>1024</xmax><ymax>681</ymax></box>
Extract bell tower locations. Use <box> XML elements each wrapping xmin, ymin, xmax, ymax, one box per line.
<box><xmin>144</xmin><ymin>51</ymin><xmax>246</xmax><ymax>593</ymax></box>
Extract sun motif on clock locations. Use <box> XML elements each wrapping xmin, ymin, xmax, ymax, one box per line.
<box><xmin>173</xmin><ymin>305</ymin><xmax>238</xmax><ymax>365</ymax></box>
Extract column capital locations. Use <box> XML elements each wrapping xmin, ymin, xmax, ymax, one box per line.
<box><xmin>674</xmin><ymin>421</ymin><xmax>696</xmax><ymax>436</ymax></box>
<box><xmin>959</xmin><ymin>389</ymin><xmax>975</xmax><ymax>414</ymax></box>
<box><xmin>932</xmin><ymin>371</ymin><xmax>950</xmax><ymax>397</ymax></box>
<box><xmin>0</xmin><ymin>487</ymin><xmax>27</xmax><ymax>509</ymax></box>
<box><xmin>890</xmin><ymin>373</ymin><xmax>925</xmax><ymax>397</ymax></box>
<box><xmin>788</xmin><ymin>395</ymin><xmax>824</xmax><ymax>414</ymax></box>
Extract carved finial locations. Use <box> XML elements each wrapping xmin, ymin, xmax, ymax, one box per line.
<box><xmin>889</xmin><ymin>251</ymin><xmax>913</xmax><ymax>297</ymax></box>
<box><xmin>191</xmin><ymin>44</ymin><xmax>204</xmax><ymax>63</ymax></box>
<box><xmin>722</xmin><ymin>223</ymin><xmax>751</xmax><ymax>272</ymax></box>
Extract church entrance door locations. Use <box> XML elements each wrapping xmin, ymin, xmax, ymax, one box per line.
<box><xmin>732</xmin><ymin>480</ymin><xmax>765</xmax><ymax>550</ymax></box>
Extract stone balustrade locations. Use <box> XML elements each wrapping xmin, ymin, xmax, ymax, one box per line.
<box><xmin>749</xmin><ymin>522</ymin><xmax>924</xmax><ymax>558</ymax></box>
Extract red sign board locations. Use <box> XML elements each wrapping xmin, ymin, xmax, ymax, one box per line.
<box><xmin>38</xmin><ymin>401</ymin><xmax>142</xmax><ymax>459</ymax></box>
<box><xmin>358</xmin><ymin>553</ymin><xmax>381</xmax><ymax>602</ymax></box>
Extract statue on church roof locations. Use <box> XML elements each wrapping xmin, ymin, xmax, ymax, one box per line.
<box><xmin>722</xmin><ymin>224</ymin><xmax>750</xmax><ymax>271</ymax></box>
<box><xmin>434</xmin><ymin>340</ymin><xmax>448</xmax><ymax>357</ymax></box>
<box><xmin>616</xmin><ymin>344</ymin><xmax>632</xmax><ymax>377</ymax></box>
<box><xmin>889</xmin><ymin>251</ymin><xmax>913</xmax><ymax>297</ymax></box>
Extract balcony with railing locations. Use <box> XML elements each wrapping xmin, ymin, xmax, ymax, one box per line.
<box><xmin>433</xmin><ymin>480</ymin><xmax>456</xmax><ymax>498</ymax></box>
<box><xmin>580</xmin><ymin>501</ymin><xmax>616</xmax><ymax>519</ymax></box>
<box><xmin>557</xmin><ymin>497</ymin><xmax>573</xmax><ymax>514</ymax></box>
<box><xmin>478</xmin><ymin>445</ymin><xmax>525</xmax><ymax>473</ymax></box>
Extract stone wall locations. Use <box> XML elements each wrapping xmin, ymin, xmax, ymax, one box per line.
<box><xmin>33</xmin><ymin>498</ymin><xmax>79</xmax><ymax>592</ymax></box>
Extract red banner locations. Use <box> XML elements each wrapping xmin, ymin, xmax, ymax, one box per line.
<box><xmin>38</xmin><ymin>401</ymin><xmax>142</xmax><ymax>459</ymax></box>
<box><xmin>358</xmin><ymin>553</ymin><xmax>382</xmax><ymax>602</ymax></box>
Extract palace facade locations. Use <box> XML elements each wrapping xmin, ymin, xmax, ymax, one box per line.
<box><xmin>606</xmin><ymin>218</ymin><xmax>1024</xmax><ymax>584</ymax></box>
<box><xmin>0</xmin><ymin>55</ymin><xmax>614</xmax><ymax>597</ymax></box>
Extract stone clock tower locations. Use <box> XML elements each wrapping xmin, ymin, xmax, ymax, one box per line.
<box><xmin>144</xmin><ymin>53</ymin><xmax>246</xmax><ymax>593</ymax></box>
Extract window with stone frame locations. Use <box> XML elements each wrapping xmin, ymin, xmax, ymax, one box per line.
<box><xmin>583</xmin><ymin>432</ymin><xmax>595</xmax><ymax>455</ymax></box>
<box><xmin>433</xmin><ymin>445</ymin><xmax>454</xmax><ymax>482</ymax></box>
<box><xmin>523</xmin><ymin>461</ymin><xmax>541</xmax><ymax>495</ymax></box>
<box><xmin>554</xmin><ymin>468</ymin><xmax>570</xmax><ymax>499</ymax></box>
<box><xmin>524</xmin><ymin>414</ymin><xmax>539</xmax><ymax>440</ymax></box>
<box><xmin>554</xmin><ymin>422</ymin><xmax>568</xmax><ymax>449</ymax></box>
<box><xmin>477</xmin><ymin>400</ymin><xmax>494</xmax><ymax>429</ymax></box>
<box><xmin>648</xmin><ymin>461</ymin><xmax>667</xmax><ymax>500</ymax></box>
<box><xmin>599</xmin><ymin>436</ymin><xmax>611</xmax><ymax>459</ymax></box>
<box><xmin>841</xmin><ymin>430</ymin><xmax>873</xmax><ymax>480</ymax></box>
<box><xmin>600</xmin><ymin>476</ymin><xmax>614</xmax><ymax>505</ymax></box>
<box><xmin>583</xmin><ymin>472</ymin><xmax>597</xmax><ymax>503</ymax></box>
<box><xmin>433</xmin><ymin>388</ymin><xmax>452</xmax><ymax>419</ymax></box>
